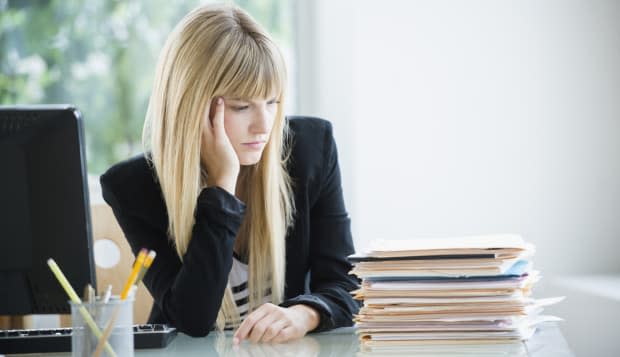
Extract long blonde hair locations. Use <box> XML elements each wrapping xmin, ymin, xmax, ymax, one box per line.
<box><xmin>142</xmin><ymin>3</ymin><xmax>294</xmax><ymax>330</ymax></box>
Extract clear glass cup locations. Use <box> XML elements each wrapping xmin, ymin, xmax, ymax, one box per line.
<box><xmin>70</xmin><ymin>297</ymin><xmax>134</xmax><ymax>357</ymax></box>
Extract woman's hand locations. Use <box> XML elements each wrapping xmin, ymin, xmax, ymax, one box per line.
<box><xmin>233</xmin><ymin>303</ymin><xmax>320</xmax><ymax>344</ymax></box>
<box><xmin>201</xmin><ymin>97</ymin><xmax>239</xmax><ymax>195</ymax></box>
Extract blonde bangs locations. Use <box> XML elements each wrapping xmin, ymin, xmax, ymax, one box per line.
<box><xmin>216</xmin><ymin>34</ymin><xmax>286</xmax><ymax>101</ymax></box>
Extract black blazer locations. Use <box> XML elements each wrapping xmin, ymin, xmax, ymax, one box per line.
<box><xmin>100</xmin><ymin>117</ymin><xmax>360</xmax><ymax>337</ymax></box>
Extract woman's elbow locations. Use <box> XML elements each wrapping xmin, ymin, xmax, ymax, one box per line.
<box><xmin>161</xmin><ymin>298</ymin><xmax>218</xmax><ymax>337</ymax></box>
<box><xmin>172</xmin><ymin>313</ymin><xmax>216</xmax><ymax>337</ymax></box>
<box><xmin>165</xmin><ymin>309</ymin><xmax>216</xmax><ymax>337</ymax></box>
<box><xmin>177</xmin><ymin>324</ymin><xmax>213</xmax><ymax>337</ymax></box>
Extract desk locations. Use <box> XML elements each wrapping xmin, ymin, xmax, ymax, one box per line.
<box><xmin>535</xmin><ymin>275</ymin><xmax>620</xmax><ymax>356</ymax></box>
<box><xmin>37</xmin><ymin>323</ymin><xmax>572</xmax><ymax>357</ymax></box>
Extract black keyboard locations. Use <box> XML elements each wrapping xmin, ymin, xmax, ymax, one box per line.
<box><xmin>0</xmin><ymin>323</ymin><xmax>177</xmax><ymax>354</ymax></box>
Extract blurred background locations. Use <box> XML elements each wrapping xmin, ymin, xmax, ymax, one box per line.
<box><xmin>2</xmin><ymin>0</ymin><xmax>620</xmax><ymax>354</ymax></box>
<box><xmin>0</xmin><ymin>0</ymin><xmax>295</xmax><ymax>174</ymax></box>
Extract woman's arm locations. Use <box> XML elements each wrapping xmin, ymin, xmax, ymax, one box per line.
<box><xmin>279</xmin><ymin>121</ymin><xmax>361</xmax><ymax>331</ymax></box>
<box><xmin>100</xmin><ymin>179</ymin><xmax>244</xmax><ymax>337</ymax></box>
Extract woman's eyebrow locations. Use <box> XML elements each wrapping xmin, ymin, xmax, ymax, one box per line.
<box><xmin>226</xmin><ymin>97</ymin><xmax>275</xmax><ymax>104</ymax></box>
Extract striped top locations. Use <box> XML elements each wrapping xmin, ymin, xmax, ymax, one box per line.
<box><xmin>224</xmin><ymin>252</ymin><xmax>272</xmax><ymax>329</ymax></box>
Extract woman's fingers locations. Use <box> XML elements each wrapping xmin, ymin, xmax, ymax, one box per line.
<box><xmin>233</xmin><ymin>303</ymin><xmax>309</xmax><ymax>344</ymax></box>
<box><xmin>202</xmin><ymin>104</ymin><xmax>213</xmax><ymax>141</ymax></box>
<box><xmin>234</xmin><ymin>303</ymin><xmax>293</xmax><ymax>344</ymax></box>
<box><xmin>247</xmin><ymin>312</ymin><xmax>283</xmax><ymax>343</ymax></box>
<box><xmin>260</xmin><ymin>318</ymin><xmax>288</xmax><ymax>343</ymax></box>
<box><xmin>211</xmin><ymin>97</ymin><xmax>226</xmax><ymax>135</ymax></box>
<box><xmin>200</xmin><ymin>96</ymin><xmax>240</xmax><ymax>194</ymax></box>
<box><xmin>234</xmin><ymin>305</ymin><xmax>270</xmax><ymax>344</ymax></box>
<box><xmin>271</xmin><ymin>326</ymin><xmax>297</xmax><ymax>344</ymax></box>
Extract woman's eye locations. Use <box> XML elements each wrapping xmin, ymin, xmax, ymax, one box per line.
<box><xmin>267</xmin><ymin>99</ymin><xmax>280</xmax><ymax>105</ymax></box>
<box><xmin>232</xmin><ymin>105</ymin><xmax>249</xmax><ymax>111</ymax></box>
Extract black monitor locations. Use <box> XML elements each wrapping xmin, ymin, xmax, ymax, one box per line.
<box><xmin>0</xmin><ymin>105</ymin><xmax>96</xmax><ymax>315</ymax></box>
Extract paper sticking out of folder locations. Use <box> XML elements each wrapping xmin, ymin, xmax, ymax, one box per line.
<box><xmin>348</xmin><ymin>234</ymin><xmax>563</xmax><ymax>351</ymax></box>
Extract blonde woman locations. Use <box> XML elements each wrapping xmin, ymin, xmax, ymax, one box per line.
<box><xmin>100</xmin><ymin>3</ymin><xmax>359</xmax><ymax>344</ymax></box>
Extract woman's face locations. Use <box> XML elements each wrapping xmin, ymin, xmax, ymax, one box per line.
<box><xmin>221</xmin><ymin>96</ymin><xmax>279</xmax><ymax>165</ymax></box>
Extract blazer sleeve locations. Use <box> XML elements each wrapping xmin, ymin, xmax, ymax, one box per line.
<box><xmin>100</xmin><ymin>175</ymin><xmax>245</xmax><ymax>337</ymax></box>
<box><xmin>279</xmin><ymin>122</ymin><xmax>361</xmax><ymax>331</ymax></box>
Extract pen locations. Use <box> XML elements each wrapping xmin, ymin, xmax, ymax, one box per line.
<box><xmin>87</xmin><ymin>284</ymin><xmax>95</xmax><ymax>304</ymax></box>
<box><xmin>102</xmin><ymin>284</ymin><xmax>112</xmax><ymax>304</ymax></box>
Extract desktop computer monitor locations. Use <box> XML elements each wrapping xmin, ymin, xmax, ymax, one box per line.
<box><xmin>0</xmin><ymin>105</ymin><xmax>96</xmax><ymax>315</ymax></box>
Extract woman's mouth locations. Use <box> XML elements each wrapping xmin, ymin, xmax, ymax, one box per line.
<box><xmin>241</xmin><ymin>141</ymin><xmax>265</xmax><ymax>150</ymax></box>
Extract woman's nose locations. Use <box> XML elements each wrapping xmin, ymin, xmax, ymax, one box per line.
<box><xmin>251</xmin><ymin>108</ymin><xmax>270</xmax><ymax>134</ymax></box>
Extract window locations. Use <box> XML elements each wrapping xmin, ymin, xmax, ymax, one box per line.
<box><xmin>0</xmin><ymin>0</ymin><xmax>294</xmax><ymax>175</ymax></box>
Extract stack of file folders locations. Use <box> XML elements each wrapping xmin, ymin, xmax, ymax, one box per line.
<box><xmin>349</xmin><ymin>234</ymin><xmax>563</xmax><ymax>350</ymax></box>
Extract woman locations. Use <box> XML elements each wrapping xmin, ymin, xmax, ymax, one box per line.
<box><xmin>100</xmin><ymin>3</ymin><xmax>359</xmax><ymax>344</ymax></box>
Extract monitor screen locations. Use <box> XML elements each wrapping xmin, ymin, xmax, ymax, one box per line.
<box><xmin>0</xmin><ymin>105</ymin><xmax>96</xmax><ymax>314</ymax></box>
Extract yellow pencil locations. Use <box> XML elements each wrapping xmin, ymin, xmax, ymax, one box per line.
<box><xmin>120</xmin><ymin>248</ymin><xmax>147</xmax><ymax>300</ymax></box>
<box><xmin>135</xmin><ymin>250</ymin><xmax>157</xmax><ymax>286</ymax></box>
<box><xmin>46</xmin><ymin>259</ymin><xmax>117</xmax><ymax>357</ymax></box>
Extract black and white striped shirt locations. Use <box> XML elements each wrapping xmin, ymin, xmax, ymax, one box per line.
<box><xmin>224</xmin><ymin>252</ymin><xmax>272</xmax><ymax>329</ymax></box>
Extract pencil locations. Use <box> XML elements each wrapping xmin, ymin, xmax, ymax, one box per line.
<box><xmin>135</xmin><ymin>250</ymin><xmax>157</xmax><ymax>286</ymax></box>
<box><xmin>46</xmin><ymin>259</ymin><xmax>117</xmax><ymax>357</ymax></box>
<box><xmin>120</xmin><ymin>248</ymin><xmax>147</xmax><ymax>300</ymax></box>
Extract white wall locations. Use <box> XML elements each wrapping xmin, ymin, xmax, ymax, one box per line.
<box><xmin>294</xmin><ymin>0</ymin><xmax>357</xmax><ymax>219</ymax></box>
<box><xmin>297</xmin><ymin>0</ymin><xmax>620</xmax><ymax>275</ymax></box>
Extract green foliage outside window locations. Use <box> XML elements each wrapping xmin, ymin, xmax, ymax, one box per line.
<box><xmin>0</xmin><ymin>0</ymin><xmax>292</xmax><ymax>174</ymax></box>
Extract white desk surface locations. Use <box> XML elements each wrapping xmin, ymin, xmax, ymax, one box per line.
<box><xmin>535</xmin><ymin>274</ymin><xmax>620</xmax><ymax>357</ymax></box>
<box><xmin>28</xmin><ymin>273</ymin><xmax>620</xmax><ymax>356</ymax></box>
<box><xmin>36</xmin><ymin>323</ymin><xmax>571</xmax><ymax>357</ymax></box>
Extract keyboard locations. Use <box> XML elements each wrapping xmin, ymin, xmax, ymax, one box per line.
<box><xmin>0</xmin><ymin>323</ymin><xmax>177</xmax><ymax>354</ymax></box>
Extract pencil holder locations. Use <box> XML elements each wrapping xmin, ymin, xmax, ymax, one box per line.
<box><xmin>70</xmin><ymin>297</ymin><xmax>134</xmax><ymax>357</ymax></box>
